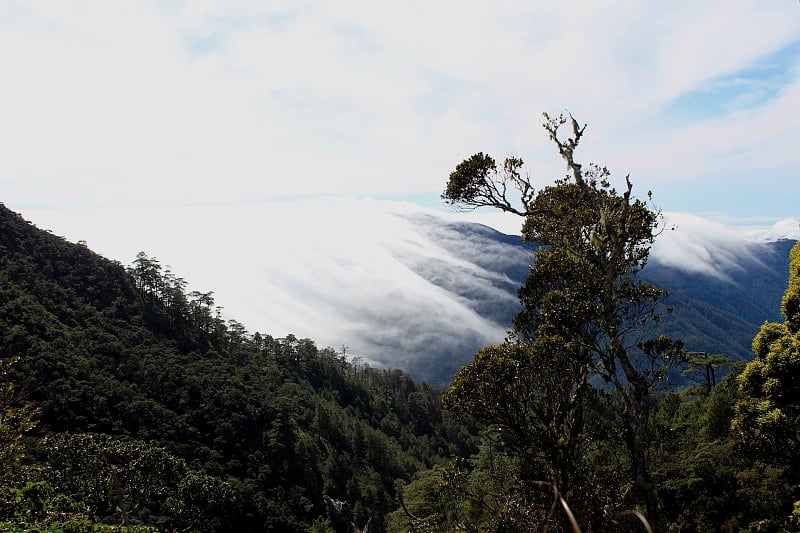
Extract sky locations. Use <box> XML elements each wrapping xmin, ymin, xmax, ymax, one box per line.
<box><xmin>2</xmin><ymin>2</ymin><xmax>800</xmax><ymax>369</ymax></box>
<box><xmin>1</xmin><ymin>1</ymin><xmax>800</xmax><ymax>221</ymax></box>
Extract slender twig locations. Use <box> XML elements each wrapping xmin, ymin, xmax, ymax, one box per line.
<box><xmin>620</xmin><ymin>509</ymin><xmax>654</xmax><ymax>533</ymax></box>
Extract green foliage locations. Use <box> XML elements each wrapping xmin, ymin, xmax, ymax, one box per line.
<box><xmin>734</xmin><ymin>242</ymin><xmax>800</xmax><ymax>460</ymax></box>
<box><xmin>388</xmin><ymin>451</ymin><xmax>548</xmax><ymax>533</ymax></box>
<box><xmin>0</xmin><ymin>480</ymin><xmax>148</xmax><ymax>532</ymax></box>
<box><xmin>682</xmin><ymin>352</ymin><xmax>731</xmax><ymax>395</ymax></box>
<box><xmin>727</xmin><ymin>243</ymin><xmax>800</xmax><ymax>530</ymax></box>
<box><xmin>442</xmin><ymin>153</ymin><xmax>532</xmax><ymax>216</ymax></box>
<box><xmin>0</xmin><ymin>362</ymin><xmax>156</xmax><ymax>532</ymax></box>
<box><xmin>40</xmin><ymin>433</ymin><xmax>234</xmax><ymax>531</ymax></box>
<box><xmin>783</xmin><ymin>241</ymin><xmax>800</xmax><ymax>334</ymax></box>
<box><xmin>650</xmin><ymin>378</ymin><xmax>742</xmax><ymax>531</ymax></box>
<box><xmin>390</xmin><ymin>441</ymin><xmax>630</xmax><ymax>533</ymax></box>
<box><xmin>307</xmin><ymin>516</ymin><xmax>335</xmax><ymax>533</ymax></box>
<box><xmin>0</xmin><ymin>356</ymin><xmax>39</xmax><ymax>484</ymax></box>
<box><xmin>442</xmin><ymin>152</ymin><xmax>498</xmax><ymax>205</ymax></box>
<box><xmin>443</xmin><ymin>341</ymin><xmax>600</xmax><ymax>509</ymax></box>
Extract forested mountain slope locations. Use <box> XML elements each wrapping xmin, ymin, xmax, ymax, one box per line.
<box><xmin>643</xmin><ymin>238</ymin><xmax>795</xmax><ymax>361</ymax></box>
<box><xmin>0</xmin><ymin>203</ymin><xmax>475</xmax><ymax>532</ymax></box>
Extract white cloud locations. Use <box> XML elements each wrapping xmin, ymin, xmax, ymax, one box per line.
<box><xmin>650</xmin><ymin>212</ymin><xmax>791</xmax><ymax>279</ymax></box>
<box><xmin>23</xmin><ymin>199</ymin><xmax>517</xmax><ymax>375</ymax></box>
<box><xmin>745</xmin><ymin>218</ymin><xmax>800</xmax><ymax>241</ymax></box>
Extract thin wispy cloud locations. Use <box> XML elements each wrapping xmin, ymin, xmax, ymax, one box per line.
<box><xmin>1</xmin><ymin>1</ymin><xmax>799</xmax><ymax>220</ymax></box>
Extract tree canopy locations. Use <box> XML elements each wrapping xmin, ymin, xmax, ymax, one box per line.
<box><xmin>730</xmin><ymin>240</ymin><xmax>800</xmax><ymax>529</ymax></box>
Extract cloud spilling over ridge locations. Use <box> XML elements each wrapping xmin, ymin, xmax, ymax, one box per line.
<box><xmin>24</xmin><ymin>199</ymin><xmax>518</xmax><ymax>380</ymax></box>
<box><xmin>651</xmin><ymin>213</ymin><xmax>761</xmax><ymax>279</ymax></box>
<box><xmin>745</xmin><ymin>218</ymin><xmax>800</xmax><ymax>242</ymax></box>
<box><xmin>650</xmin><ymin>213</ymin><xmax>799</xmax><ymax>279</ymax></box>
<box><xmin>22</xmin><ymin>199</ymin><xmax>797</xmax><ymax>382</ymax></box>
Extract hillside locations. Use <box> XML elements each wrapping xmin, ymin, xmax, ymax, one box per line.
<box><xmin>643</xmin><ymin>238</ymin><xmax>795</xmax><ymax>361</ymax></box>
<box><xmin>0</xmin><ymin>203</ymin><xmax>475</xmax><ymax>532</ymax></box>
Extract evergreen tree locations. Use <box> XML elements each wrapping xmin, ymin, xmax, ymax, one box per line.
<box><xmin>0</xmin><ymin>356</ymin><xmax>38</xmax><ymax>485</ymax></box>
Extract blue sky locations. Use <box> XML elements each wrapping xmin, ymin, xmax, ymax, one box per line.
<box><xmin>1</xmin><ymin>1</ymin><xmax>800</xmax><ymax>226</ymax></box>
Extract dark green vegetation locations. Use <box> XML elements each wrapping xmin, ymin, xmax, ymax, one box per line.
<box><xmin>1</xmin><ymin>113</ymin><xmax>799</xmax><ymax>531</ymax></box>
<box><xmin>0</xmin><ymin>202</ymin><xmax>476</xmax><ymax>531</ymax></box>
<box><xmin>388</xmin><ymin>114</ymin><xmax>800</xmax><ymax>532</ymax></box>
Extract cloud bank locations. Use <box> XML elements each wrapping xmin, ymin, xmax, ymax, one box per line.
<box><xmin>651</xmin><ymin>213</ymin><xmax>799</xmax><ymax>279</ymax></box>
<box><xmin>23</xmin><ymin>199</ymin><xmax>796</xmax><ymax>382</ymax></box>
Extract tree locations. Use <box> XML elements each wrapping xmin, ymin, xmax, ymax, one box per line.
<box><xmin>682</xmin><ymin>352</ymin><xmax>730</xmax><ymax>395</ymax></box>
<box><xmin>44</xmin><ymin>433</ymin><xmax>235</xmax><ymax>531</ymax></box>
<box><xmin>444</xmin><ymin>342</ymin><xmax>591</xmax><ymax>502</ymax></box>
<box><xmin>0</xmin><ymin>356</ymin><xmax>38</xmax><ymax>485</ymax></box>
<box><xmin>732</xmin><ymin>239</ymin><xmax>800</xmax><ymax>528</ymax></box>
<box><xmin>443</xmin><ymin>113</ymin><xmax>684</xmax><ymax>526</ymax></box>
<box><xmin>735</xmin><ymin>240</ymin><xmax>800</xmax><ymax>461</ymax></box>
<box><xmin>128</xmin><ymin>252</ymin><xmax>163</xmax><ymax>302</ymax></box>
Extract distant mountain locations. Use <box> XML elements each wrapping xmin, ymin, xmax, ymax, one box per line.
<box><xmin>643</xmin><ymin>238</ymin><xmax>793</xmax><ymax>361</ymax></box>
<box><xmin>392</xmin><ymin>213</ymin><xmax>793</xmax><ymax>384</ymax></box>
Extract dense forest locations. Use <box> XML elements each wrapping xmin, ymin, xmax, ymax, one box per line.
<box><xmin>2</xmin><ymin>116</ymin><xmax>800</xmax><ymax>532</ymax></box>
<box><xmin>0</xmin><ymin>202</ymin><xmax>477</xmax><ymax>531</ymax></box>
